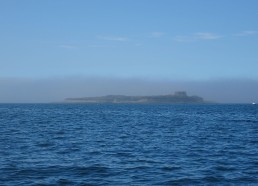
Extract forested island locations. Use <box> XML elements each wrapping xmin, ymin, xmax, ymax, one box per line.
<box><xmin>65</xmin><ymin>91</ymin><xmax>205</xmax><ymax>104</ymax></box>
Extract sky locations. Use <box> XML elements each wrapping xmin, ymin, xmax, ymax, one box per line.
<box><xmin>0</xmin><ymin>0</ymin><xmax>258</xmax><ymax>103</ymax></box>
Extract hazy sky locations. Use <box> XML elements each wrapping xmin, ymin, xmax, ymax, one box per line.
<box><xmin>0</xmin><ymin>0</ymin><xmax>258</xmax><ymax>103</ymax></box>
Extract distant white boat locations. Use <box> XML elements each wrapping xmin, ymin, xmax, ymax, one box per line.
<box><xmin>252</xmin><ymin>102</ymin><xmax>256</xmax><ymax>105</ymax></box>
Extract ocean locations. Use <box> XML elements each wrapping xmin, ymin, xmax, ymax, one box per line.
<box><xmin>0</xmin><ymin>104</ymin><xmax>258</xmax><ymax>185</ymax></box>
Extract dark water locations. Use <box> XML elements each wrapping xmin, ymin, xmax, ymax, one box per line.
<box><xmin>1</xmin><ymin>104</ymin><xmax>258</xmax><ymax>185</ymax></box>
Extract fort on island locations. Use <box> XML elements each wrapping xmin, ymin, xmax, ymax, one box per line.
<box><xmin>65</xmin><ymin>91</ymin><xmax>205</xmax><ymax>104</ymax></box>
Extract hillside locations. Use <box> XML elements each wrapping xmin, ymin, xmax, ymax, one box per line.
<box><xmin>65</xmin><ymin>91</ymin><xmax>205</xmax><ymax>104</ymax></box>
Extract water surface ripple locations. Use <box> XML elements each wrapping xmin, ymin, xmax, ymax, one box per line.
<box><xmin>1</xmin><ymin>104</ymin><xmax>258</xmax><ymax>185</ymax></box>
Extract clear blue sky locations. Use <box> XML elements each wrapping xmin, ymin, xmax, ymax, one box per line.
<box><xmin>0</xmin><ymin>0</ymin><xmax>258</xmax><ymax>80</ymax></box>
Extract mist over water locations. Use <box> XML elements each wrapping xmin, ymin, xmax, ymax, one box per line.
<box><xmin>0</xmin><ymin>77</ymin><xmax>257</xmax><ymax>103</ymax></box>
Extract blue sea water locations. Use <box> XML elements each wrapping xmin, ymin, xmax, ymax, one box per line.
<box><xmin>0</xmin><ymin>104</ymin><xmax>258</xmax><ymax>185</ymax></box>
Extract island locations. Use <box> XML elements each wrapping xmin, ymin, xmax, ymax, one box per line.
<box><xmin>65</xmin><ymin>91</ymin><xmax>205</xmax><ymax>104</ymax></box>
